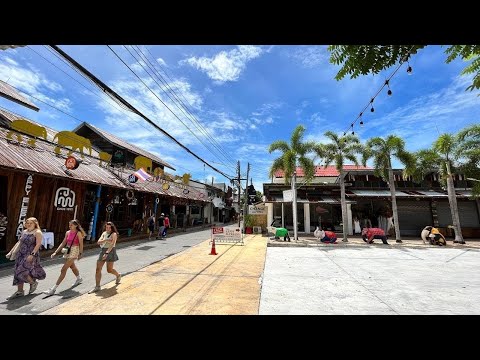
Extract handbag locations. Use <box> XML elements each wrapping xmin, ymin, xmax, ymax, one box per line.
<box><xmin>6</xmin><ymin>241</ymin><xmax>21</xmax><ymax>261</ymax></box>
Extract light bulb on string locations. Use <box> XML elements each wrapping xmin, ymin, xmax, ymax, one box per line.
<box><xmin>406</xmin><ymin>61</ymin><xmax>413</xmax><ymax>75</ymax></box>
<box><xmin>359</xmin><ymin>112</ymin><xmax>364</xmax><ymax>127</ymax></box>
<box><xmin>385</xmin><ymin>79</ymin><xmax>392</xmax><ymax>96</ymax></box>
<box><xmin>370</xmin><ymin>98</ymin><xmax>375</xmax><ymax>112</ymax></box>
<box><xmin>360</xmin><ymin>120</ymin><xmax>364</xmax><ymax>127</ymax></box>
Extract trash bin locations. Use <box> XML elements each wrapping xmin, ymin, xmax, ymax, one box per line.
<box><xmin>127</xmin><ymin>228</ymin><xmax>132</xmax><ymax>237</ymax></box>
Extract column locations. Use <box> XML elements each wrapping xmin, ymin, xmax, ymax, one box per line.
<box><xmin>267</xmin><ymin>203</ymin><xmax>273</xmax><ymax>227</ymax></box>
<box><xmin>347</xmin><ymin>203</ymin><xmax>353</xmax><ymax>236</ymax></box>
<box><xmin>304</xmin><ymin>203</ymin><xmax>310</xmax><ymax>234</ymax></box>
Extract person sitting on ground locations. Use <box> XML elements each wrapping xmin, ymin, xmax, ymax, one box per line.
<box><xmin>362</xmin><ymin>227</ymin><xmax>389</xmax><ymax>244</ymax></box>
<box><xmin>421</xmin><ymin>226</ymin><xmax>446</xmax><ymax>246</ymax></box>
<box><xmin>319</xmin><ymin>229</ymin><xmax>337</xmax><ymax>243</ymax></box>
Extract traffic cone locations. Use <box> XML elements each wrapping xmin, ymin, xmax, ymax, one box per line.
<box><xmin>209</xmin><ymin>239</ymin><xmax>217</xmax><ymax>255</ymax></box>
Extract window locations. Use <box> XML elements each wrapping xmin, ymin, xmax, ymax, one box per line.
<box><xmin>190</xmin><ymin>206</ymin><xmax>200</xmax><ymax>215</ymax></box>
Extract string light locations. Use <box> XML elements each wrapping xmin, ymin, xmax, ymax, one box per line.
<box><xmin>341</xmin><ymin>45</ymin><xmax>415</xmax><ymax>136</ymax></box>
<box><xmin>385</xmin><ymin>79</ymin><xmax>392</xmax><ymax>96</ymax></box>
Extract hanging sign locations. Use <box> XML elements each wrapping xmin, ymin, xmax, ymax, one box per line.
<box><xmin>126</xmin><ymin>190</ymin><xmax>134</xmax><ymax>200</ymax></box>
<box><xmin>65</xmin><ymin>156</ymin><xmax>80</xmax><ymax>170</ymax></box>
<box><xmin>128</xmin><ymin>174</ymin><xmax>138</xmax><ymax>183</ymax></box>
<box><xmin>155</xmin><ymin>198</ymin><xmax>160</xmax><ymax>204</ymax></box>
<box><xmin>16</xmin><ymin>174</ymin><xmax>34</xmax><ymax>238</ymax></box>
<box><xmin>162</xmin><ymin>183</ymin><xmax>170</xmax><ymax>190</ymax></box>
<box><xmin>106</xmin><ymin>203</ymin><xmax>114</xmax><ymax>213</ymax></box>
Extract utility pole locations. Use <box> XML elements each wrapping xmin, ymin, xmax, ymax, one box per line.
<box><xmin>292</xmin><ymin>171</ymin><xmax>298</xmax><ymax>241</ymax></box>
<box><xmin>237</xmin><ymin>161</ymin><xmax>241</xmax><ymax>228</ymax></box>
<box><xmin>243</xmin><ymin>162</ymin><xmax>250</xmax><ymax>234</ymax></box>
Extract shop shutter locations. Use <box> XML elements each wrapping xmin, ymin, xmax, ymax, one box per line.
<box><xmin>396</xmin><ymin>200</ymin><xmax>432</xmax><ymax>236</ymax></box>
<box><xmin>437</xmin><ymin>200</ymin><xmax>480</xmax><ymax>227</ymax></box>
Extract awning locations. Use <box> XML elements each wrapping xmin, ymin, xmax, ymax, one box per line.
<box><xmin>264</xmin><ymin>196</ymin><xmax>355</xmax><ymax>204</ymax></box>
<box><xmin>348</xmin><ymin>189</ymin><xmax>475</xmax><ymax>198</ymax></box>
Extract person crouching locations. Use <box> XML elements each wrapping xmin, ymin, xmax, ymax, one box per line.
<box><xmin>319</xmin><ymin>229</ymin><xmax>337</xmax><ymax>243</ymax></box>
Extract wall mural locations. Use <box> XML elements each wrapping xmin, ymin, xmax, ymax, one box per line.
<box><xmin>53</xmin><ymin>131</ymin><xmax>92</xmax><ymax>158</ymax></box>
<box><xmin>6</xmin><ymin>119</ymin><xmax>47</xmax><ymax>147</ymax></box>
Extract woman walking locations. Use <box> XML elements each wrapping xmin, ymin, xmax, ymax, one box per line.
<box><xmin>44</xmin><ymin>219</ymin><xmax>85</xmax><ymax>296</ymax></box>
<box><xmin>6</xmin><ymin>217</ymin><xmax>46</xmax><ymax>300</ymax></box>
<box><xmin>88</xmin><ymin>221</ymin><xmax>121</xmax><ymax>293</ymax></box>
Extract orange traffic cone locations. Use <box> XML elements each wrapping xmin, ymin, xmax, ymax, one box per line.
<box><xmin>209</xmin><ymin>239</ymin><xmax>217</xmax><ymax>255</ymax></box>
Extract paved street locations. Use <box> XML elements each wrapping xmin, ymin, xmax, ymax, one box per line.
<box><xmin>260</xmin><ymin>246</ymin><xmax>480</xmax><ymax>314</ymax></box>
<box><xmin>0</xmin><ymin>228</ymin><xmax>213</xmax><ymax>315</ymax></box>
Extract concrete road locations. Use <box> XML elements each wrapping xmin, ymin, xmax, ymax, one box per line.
<box><xmin>0</xmin><ymin>228</ymin><xmax>213</xmax><ymax>315</ymax></box>
<box><xmin>259</xmin><ymin>246</ymin><xmax>480</xmax><ymax>314</ymax></box>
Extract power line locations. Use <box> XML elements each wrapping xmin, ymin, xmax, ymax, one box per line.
<box><xmin>135</xmin><ymin>45</ymin><xmax>238</xmax><ymax>166</ymax></box>
<box><xmin>49</xmin><ymin>45</ymin><xmax>234</xmax><ymax>181</ymax></box>
<box><xmin>123</xmin><ymin>45</ymin><xmax>236</xmax><ymax>173</ymax></box>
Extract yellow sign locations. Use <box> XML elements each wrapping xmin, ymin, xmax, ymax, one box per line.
<box><xmin>7</xmin><ymin>119</ymin><xmax>47</xmax><ymax>147</ymax></box>
<box><xmin>54</xmin><ymin>131</ymin><xmax>92</xmax><ymax>158</ymax></box>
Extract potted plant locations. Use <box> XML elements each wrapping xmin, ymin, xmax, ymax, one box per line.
<box><xmin>244</xmin><ymin>214</ymin><xmax>254</xmax><ymax>234</ymax></box>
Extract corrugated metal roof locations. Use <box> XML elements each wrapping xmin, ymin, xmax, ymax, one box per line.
<box><xmin>74</xmin><ymin>122</ymin><xmax>175</xmax><ymax>171</ymax></box>
<box><xmin>113</xmin><ymin>170</ymin><xmax>209</xmax><ymax>202</ymax></box>
<box><xmin>0</xmin><ymin>127</ymin><xmax>128</xmax><ymax>189</ymax></box>
<box><xmin>0</xmin><ymin>81</ymin><xmax>39</xmax><ymax>111</ymax></box>
<box><xmin>275</xmin><ymin>165</ymin><xmax>372</xmax><ymax>178</ymax></box>
<box><xmin>0</xmin><ymin>108</ymin><xmax>75</xmax><ymax>144</ymax></box>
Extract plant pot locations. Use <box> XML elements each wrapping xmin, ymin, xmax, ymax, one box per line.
<box><xmin>245</xmin><ymin>227</ymin><xmax>253</xmax><ymax>234</ymax></box>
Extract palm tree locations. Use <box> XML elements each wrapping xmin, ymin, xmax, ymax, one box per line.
<box><xmin>269</xmin><ymin>125</ymin><xmax>316</xmax><ymax>240</ymax></box>
<box><xmin>456</xmin><ymin>124</ymin><xmax>480</xmax><ymax>197</ymax></box>
<box><xmin>362</xmin><ymin>135</ymin><xmax>415</xmax><ymax>243</ymax></box>
<box><xmin>268</xmin><ymin>125</ymin><xmax>316</xmax><ymax>183</ymax></box>
<box><xmin>315</xmin><ymin>131</ymin><xmax>363</xmax><ymax>242</ymax></box>
<box><xmin>434</xmin><ymin>134</ymin><xmax>465</xmax><ymax>243</ymax></box>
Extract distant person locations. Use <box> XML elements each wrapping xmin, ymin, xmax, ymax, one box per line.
<box><xmin>162</xmin><ymin>214</ymin><xmax>170</xmax><ymax>238</ymax></box>
<box><xmin>157</xmin><ymin>213</ymin><xmax>165</xmax><ymax>239</ymax></box>
<box><xmin>88</xmin><ymin>222</ymin><xmax>121</xmax><ymax>293</ymax></box>
<box><xmin>147</xmin><ymin>214</ymin><xmax>155</xmax><ymax>240</ymax></box>
<box><xmin>44</xmin><ymin>219</ymin><xmax>85</xmax><ymax>296</ymax></box>
<box><xmin>6</xmin><ymin>217</ymin><xmax>46</xmax><ymax>300</ymax></box>
<box><xmin>362</xmin><ymin>227</ymin><xmax>389</xmax><ymax>244</ymax></box>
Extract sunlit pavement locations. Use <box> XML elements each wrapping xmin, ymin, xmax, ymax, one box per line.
<box><xmin>42</xmin><ymin>234</ymin><xmax>267</xmax><ymax>315</ymax></box>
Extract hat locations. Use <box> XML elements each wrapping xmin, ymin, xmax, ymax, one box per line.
<box><xmin>161</xmin><ymin>213</ymin><xmax>165</xmax><ymax>216</ymax></box>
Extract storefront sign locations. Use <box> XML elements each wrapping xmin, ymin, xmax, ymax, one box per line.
<box><xmin>248</xmin><ymin>204</ymin><xmax>267</xmax><ymax>215</ymax></box>
<box><xmin>283</xmin><ymin>190</ymin><xmax>293</xmax><ymax>202</ymax></box>
<box><xmin>65</xmin><ymin>156</ymin><xmax>79</xmax><ymax>170</ymax></box>
<box><xmin>211</xmin><ymin>226</ymin><xmax>243</xmax><ymax>243</ymax></box>
<box><xmin>54</xmin><ymin>187</ymin><xmax>76</xmax><ymax>211</ymax></box>
<box><xmin>16</xmin><ymin>174</ymin><xmax>34</xmax><ymax>238</ymax></box>
<box><xmin>112</xmin><ymin>149</ymin><xmax>126</xmax><ymax>166</ymax></box>
<box><xmin>128</xmin><ymin>174</ymin><xmax>138</xmax><ymax>183</ymax></box>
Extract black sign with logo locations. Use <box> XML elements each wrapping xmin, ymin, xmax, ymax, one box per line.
<box><xmin>111</xmin><ymin>149</ymin><xmax>126</xmax><ymax>166</ymax></box>
<box><xmin>128</xmin><ymin>174</ymin><xmax>138</xmax><ymax>183</ymax></box>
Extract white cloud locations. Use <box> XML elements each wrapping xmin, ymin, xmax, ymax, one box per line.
<box><xmin>250</xmin><ymin>124</ymin><xmax>257</xmax><ymax>129</ymax></box>
<box><xmin>0</xmin><ymin>60</ymin><xmax>63</xmax><ymax>96</ymax></box>
<box><xmin>180</xmin><ymin>45</ymin><xmax>263</xmax><ymax>83</ymax></box>
<box><xmin>156</xmin><ymin>57</ymin><xmax>167</xmax><ymax>67</ymax></box>
<box><xmin>289</xmin><ymin>46</ymin><xmax>327</xmax><ymax>68</ymax></box>
<box><xmin>4</xmin><ymin>57</ymin><xmax>18</xmax><ymax>66</ymax></box>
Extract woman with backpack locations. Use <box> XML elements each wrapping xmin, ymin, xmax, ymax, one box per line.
<box><xmin>148</xmin><ymin>214</ymin><xmax>155</xmax><ymax>240</ymax></box>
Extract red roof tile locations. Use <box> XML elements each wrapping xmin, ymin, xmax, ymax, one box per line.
<box><xmin>274</xmin><ymin>165</ymin><xmax>372</xmax><ymax>178</ymax></box>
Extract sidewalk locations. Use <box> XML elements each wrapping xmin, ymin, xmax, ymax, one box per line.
<box><xmin>42</xmin><ymin>234</ymin><xmax>267</xmax><ymax>315</ymax></box>
<box><xmin>268</xmin><ymin>234</ymin><xmax>480</xmax><ymax>249</ymax></box>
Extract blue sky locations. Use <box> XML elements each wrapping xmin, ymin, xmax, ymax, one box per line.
<box><xmin>0</xmin><ymin>45</ymin><xmax>479</xmax><ymax>192</ymax></box>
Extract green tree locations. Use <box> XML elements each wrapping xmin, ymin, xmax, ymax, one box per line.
<box><xmin>362</xmin><ymin>135</ymin><xmax>415</xmax><ymax>243</ymax></box>
<box><xmin>268</xmin><ymin>125</ymin><xmax>316</xmax><ymax>184</ymax></box>
<box><xmin>456</xmin><ymin>124</ymin><xmax>480</xmax><ymax>197</ymax></box>
<box><xmin>255</xmin><ymin>190</ymin><xmax>263</xmax><ymax>203</ymax></box>
<box><xmin>433</xmin><ymin>134</ymin><xmax>465</xmax><ymax>243</ymax></box>
<box><xmin>328</xmin><ymin>45</ymin><xmax>480</xmax><ymax>92</ymax></box>
<box><xmin>315</xmin><ymin>132</ymin><xmax>363</xmax><ymax>242</ymax></box>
